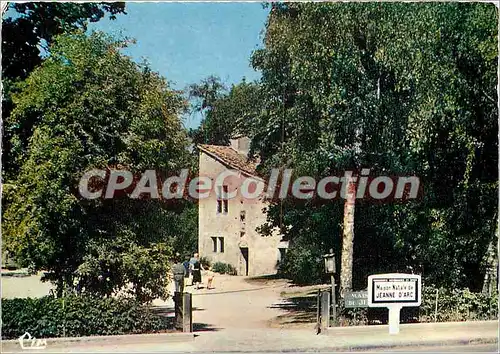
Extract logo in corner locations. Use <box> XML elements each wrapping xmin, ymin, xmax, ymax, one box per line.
<box><xmin>18</xmin><ymin>332</ymin><xmax>47</xmax><ymax>350</ymax></box>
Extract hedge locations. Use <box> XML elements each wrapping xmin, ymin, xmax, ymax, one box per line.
<box><xmin>339</xmin><ymin>284</ymin><xmax>498</xmax><ymax>326</ymax></box>
<box><xmin>418</xmin><ymin>284</ymin><xmax>499</xmax><ymax>322</ymax></box>
<box><xmin>1</xmin><ymin>296</ymin><xmax>171</xmax><ymax>339</ymax></box>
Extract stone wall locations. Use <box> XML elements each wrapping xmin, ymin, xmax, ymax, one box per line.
<box><xmin>198</xmin><ymin>151</ymin><xmax>285</xmax><ymax>276</ymax></box>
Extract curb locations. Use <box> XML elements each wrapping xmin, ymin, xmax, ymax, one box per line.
<box><xmin>319</xmin><ymin>320</ymin><xmax>499</xmax><ymax>336</ymax></box>
<box><xmin>198</xmin><ymin>337</ymin><xmax>499</xmax><ymax>352</ymax></box>
<box><xmin>1</xmin><ymin>331</ymin><xmax>195</xmax><ymax>349</ymax></box>
<box><xmin>315</xmin><ymin>322</ymin><xmax>498</xmax><ymax>351</ymax></box>
<box><xmin>321</xmin><ymin>320</ymin><xmax>498</xmax><ymax>331</ymax></box>
<box><xmin>1</xmin><ymin>272</ymin><xmax>30</xmax><ymax>277</ymax></box>
<box><xmin>340</xmin><ymin>337</ymin><xmax>498</xmax><ymax>351</ymax></box>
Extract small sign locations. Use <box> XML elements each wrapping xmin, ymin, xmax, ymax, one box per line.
<box><xmin>367</xmin><ymin>273</ymin><xmax>422</xmax><ymax>335</ymax></box>
<box><xmin>368</xmin><ymin>273</ymin><xmax>421</xmax><ymax>307</ymax></box>
<box><xmin>344</xmin><ymin>290</ymin><xmax>368</xmax><ymax>308</ymax></box>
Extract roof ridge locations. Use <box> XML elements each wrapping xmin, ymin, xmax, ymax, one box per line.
<box><xmin>197</xmin><ymin>144</ymin><xmax>260</xmax><ymax>179</ymax></box>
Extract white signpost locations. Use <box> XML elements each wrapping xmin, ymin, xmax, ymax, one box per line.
<box><xmin>367</xmin><ymin>273</ymin><xmax>421</xmax><ymax>335</ymax></box>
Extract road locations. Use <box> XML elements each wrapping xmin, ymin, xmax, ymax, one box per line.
<box><xmin>5</xmin><ymin>339</ymin><xmax>496</xmax><ymax>352</ymax></box>
<box><xmin>378</xmin><ymin>343</ymin><xmax>498</xmax><ymax>352</ymax></box>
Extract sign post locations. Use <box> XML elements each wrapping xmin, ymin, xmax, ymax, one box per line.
<box><xmin>388</xmin><ymin>305</ymin><xmax>402</xmax><ymax>334</ymax></box>
<box><xmin>367</xmin><ymin>273</ymin><xmax>421</xmax><ymax>335</ymax></box>
<box><xmin>323</xmin><ymin>250</ymin><xmax>336</xmax><ymax>326</ymax></box>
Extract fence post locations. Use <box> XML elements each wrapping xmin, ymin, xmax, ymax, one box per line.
<box><xmin>316</xmin><ymin>289</ymin><xmax>320</xmax><ymax>331</ymax></box>
<box><xmin>434</xmin><ymin>289</ymin><xmax>439</xmax><ymax>322</ymax></box>
<box><xmin>331</xmin><ymin>275</ymin><xmax>337</xmax><ymax>326</ymax></box>
<box><xmin>62</xmin><ymin>287</ymin><xmax>66</xmax><ymax>338</ymax></box>
<box><xmin>174</xmin><ymin>292</ymin><xmax>183</xmax><ymax>330</ymax></box>
<box><xmin>182</xmin><ymin>292</ymin><xmax>193</xmax><ymax>333</ymax></box>
<box><xmin>321</xmin><ymin>290</ymin><xmax>330</xmax><ymax>329</ymax></box>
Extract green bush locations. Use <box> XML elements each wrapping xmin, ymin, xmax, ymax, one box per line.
<box><xmin>212</xmin><ymin>262</ymin><xmax>237</xmax><ymax>275</ymax></box>
<box><xmin>337</xmin><ymin>284</ymin><xmax>498</xmax><ymax>326</ymax></box>
<box><xmin>419</xmin><ymin>284</ymin><xmax>498</xmax><ymax>322</ymax></box>
<box><xmin>199</xmin><ymin>256</ymin><xmax>211</xmax><ymax>269</ymax></box>
<box><xmin>1</xmin><ymin>296</ymin><xmax>170</xmax><ymax>339</ymax></box>
<box><xmin>279</xmin><ymin>245</ymin><xmax>323</xmax><ymax>285</ymax></box>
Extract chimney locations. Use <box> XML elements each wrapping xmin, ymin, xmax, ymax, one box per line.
<box><xmin>230</xmin><ymin>136</ymin><xmax>250</xmax><ymax>156</ymax></box>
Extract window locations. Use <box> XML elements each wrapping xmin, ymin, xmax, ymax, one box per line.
<box><xmin>218</xmin><ymin>237</ymin><xmax>224</xmax><ymax>253</ymax></box>
<box><xmin>240</xmin><ymin>231</ymin><xmax>245</xmax><ymax>238</ymax></box>
<box><xmin>212</xmin><ymin>236</ymin><xmax>224</xmax><ymax>253</ymax></box>
<box><xmin>217</xmin><ymin>186</ymin><xmax>222</xmax><ymax>213</ymax></box>
<box><xmin>240</xmin><ymin>211</ymin><xmax>246</xmax><ymax>231</ymax></box>
<box><xmin>223</xmin><ymin>186</ymin><xmax>228</xmax><ymax>213</ymax></box>
<box><xmin>217</xmin><ymin>185</ymin><xmax>229</xmax><ymax>214</ymax></box>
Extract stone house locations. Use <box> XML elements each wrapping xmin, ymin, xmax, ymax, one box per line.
<box><xmin>197</xmin><ymin>137</ymin><xmax>288</xmax><ymax>276</ymax></box>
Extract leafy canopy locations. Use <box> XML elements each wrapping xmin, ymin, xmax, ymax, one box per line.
<box><xmin>188</xmin><ymin>76</ymin><xmax>263</xmax><ymax>146</ymax></box>
<box><xmin>3</xmin><ymin>31</ymin><xmax>192</xmax><ymax>302</ymax></box>
<box><xmin>2</xmin><ymin>2</ymin><xmax>126</xmax><ymax>179</ymax></box>
<box><xmin>251</xmin><ymin>2</ymin><xmax>498</xmax><ymax>289</ymax></box>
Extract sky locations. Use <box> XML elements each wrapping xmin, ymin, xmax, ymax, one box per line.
<box><xmin>87</xmin><ymin>2</ymin><xmax>269</xmax><ymax>129</ymax></box>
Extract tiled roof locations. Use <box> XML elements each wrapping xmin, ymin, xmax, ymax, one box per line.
<box><xmin>198</xmin><ymin>144</ymin><xmax>259</xmax><ymax>178</ymax></box>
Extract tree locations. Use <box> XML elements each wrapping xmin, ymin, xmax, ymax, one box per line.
<box><xmin>2</xmin><ymin>32</ymin><xmax>191</xmax><ymax>302</ymax></box>
<box><xmin>2</xmin><ymin>2</ymin><xmax>125</xmax><ymax>81</ymax></box>
<box><xmin>251</xmin><ymin>2</ymin><xmax>498</xmax><ymax>292</ymax></box>
<box><xmin>188</xmin><ymin>76</ymin><xmax>263</xmax><ymax>146</ymax></box>
<box><xmin>2</xmin><ymin>2</ymin><xmax>126</xmax><ymax>179</ymax></box>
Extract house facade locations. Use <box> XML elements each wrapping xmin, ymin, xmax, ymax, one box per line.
<box><xmin>197</xmin><ymin>137</ymin><xmax>288</xmax><ymax>276</ymax></box>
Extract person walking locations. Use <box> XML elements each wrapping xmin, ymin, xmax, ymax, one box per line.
<box><xmin>206</xmin><ymin>266</ymin><xmax>215</xmax><ymax>290</ymax></box>
<box><xmin>172</xmin><ymin>253</ymin><xmax>186</xmax><ymax>294</ymax></box>
<box><xmin>188</xmin><ymin>253</ymin><xmax>198</xmax><ymax>286</ymax></box>
<box><xmin>183</xmin><ymin>255</ymin><xmax>191</xmax><ymax>286</ymax></box>
<box><xmin>190</xmin><ymin>253</ymin><xmax>204</xmax><ymax>290</ymax></box>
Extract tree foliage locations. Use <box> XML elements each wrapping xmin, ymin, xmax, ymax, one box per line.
<box><xmin>251</xmin><ymin>2</ymin><xmax>498</xmax><ymax>290</ymax></box>
<box><xmin>188</xmin><ymin>76</ymin><xmax>263</xmax><ymax>145</ymax></box>
<box><xmin>2</xmin><ymin>32</ymin><xmax>192</xmax><ymax>302</ymax></box>
<box><xmin>2</xmin><ymin>2</ymin><xmax>126</xmax><ymax>180</ymax></box>
<box><xmin>2</xmin><ymin>2</ymin><xmax>126</xmax><ymax>81</ymax></box>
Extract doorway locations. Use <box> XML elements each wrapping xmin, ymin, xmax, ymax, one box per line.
<box><xmin>239</xmin><ymin>247</ymin><xmax>249</xmax><ymax>276</ymax></box>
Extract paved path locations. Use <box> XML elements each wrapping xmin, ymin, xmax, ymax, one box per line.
<box><xmin>153</xmin><ymin>274</ymin><xmax>291</xmax><ymax>330</ymax></box>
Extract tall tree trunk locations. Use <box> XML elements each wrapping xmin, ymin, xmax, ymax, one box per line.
<box><xmin>482</xmin><ymin>218</ymin><xmax>498</xmax><ymax>295</ymax></box>
<box><xmin>340</xmin><ymin>177</ymin><xmax>356</xmax><ymax>298</ymax></box>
